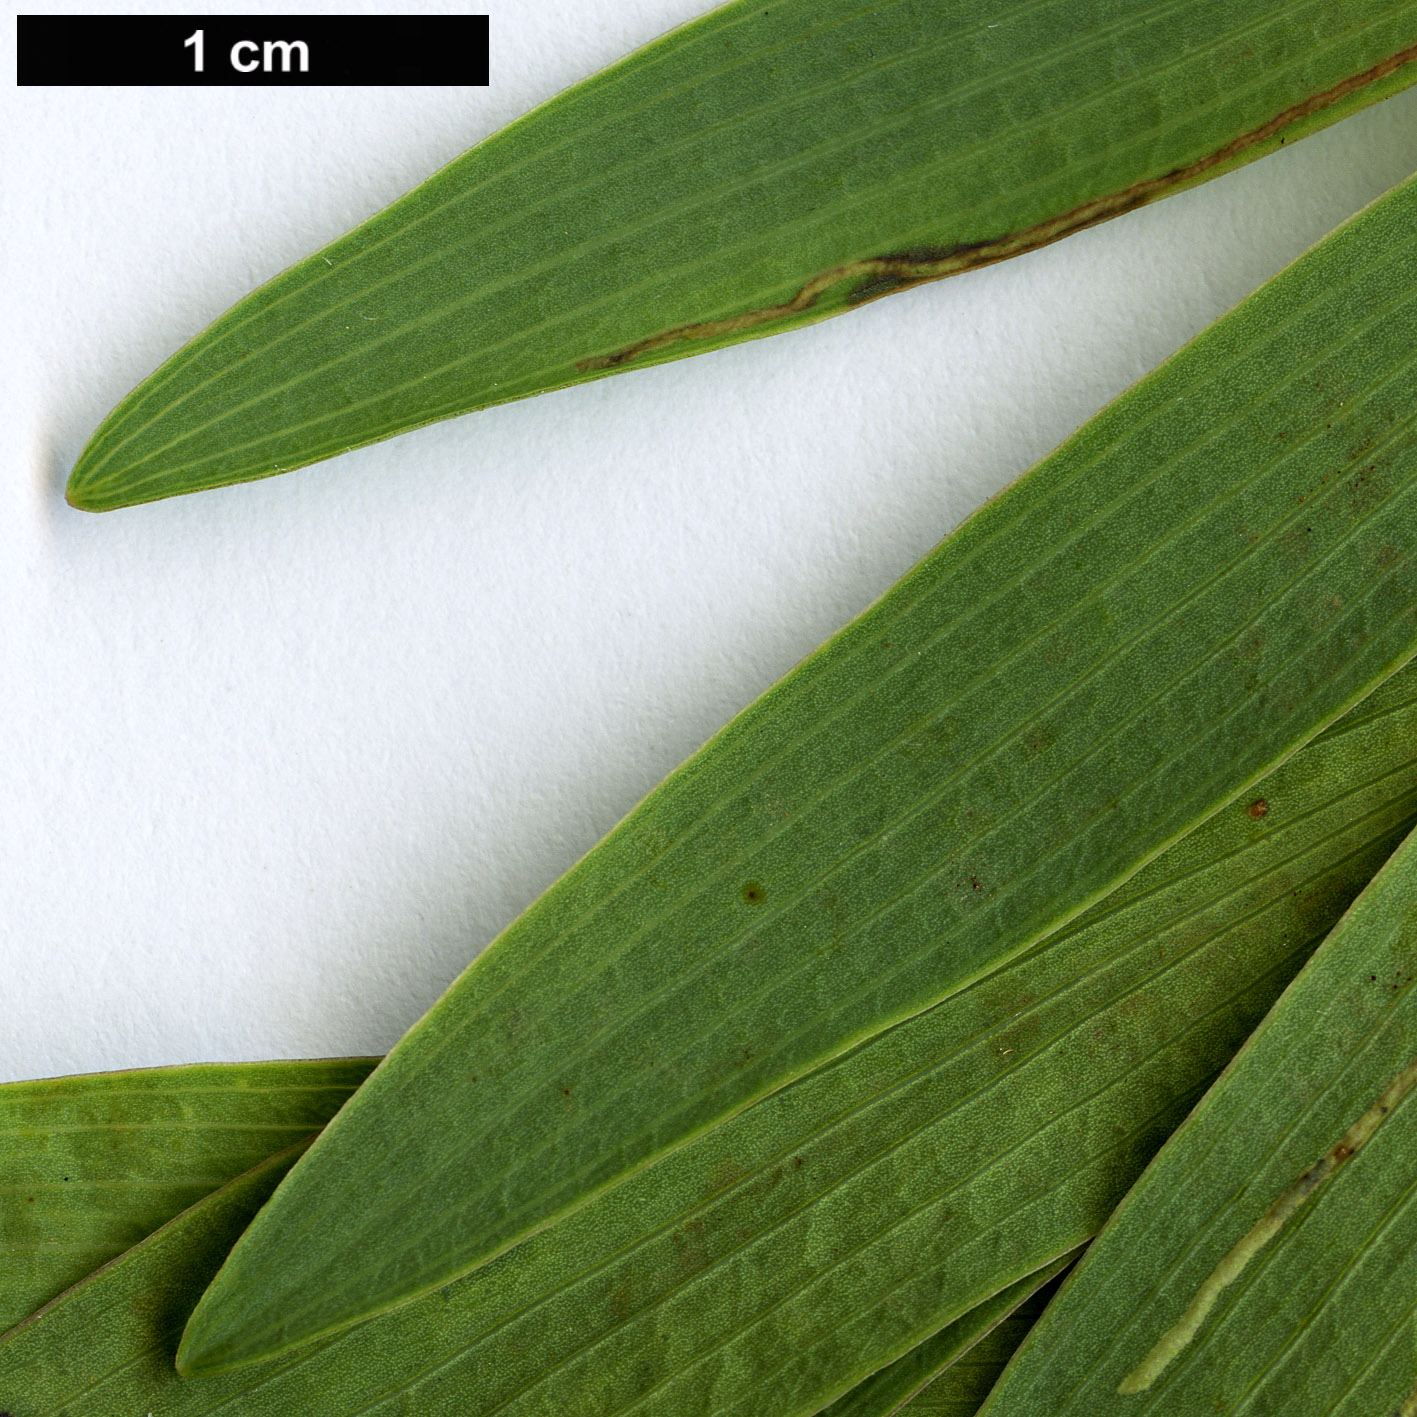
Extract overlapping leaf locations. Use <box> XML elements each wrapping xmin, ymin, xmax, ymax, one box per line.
<box><xmin>9</xmin><ymin>649</ymin><xmax>1417</xmax><ymax>1414</ymax></box>
<box><xmin>0</xmin><ymin>1151</ymin><xmax>1056</xmax><ymax>1416</ymax></box>
<box><xmin>66</xmin><ymin>0</ymin><xmax>1417</xmax><ymax>509</ymax></box>
<box><xmin>979</xmin><ymin>815</ymin><xmax>1417</xmax><ymax>1415</ymax></box>
<box><xmin>177</xmin><ymin>169</ymin><xmax>1417</xmax><ymax>1373</ymax></box>
<box><xmin>820</xmin><ymin>1256</ymin><xmax>1076</xmax><ymax>1417</ymax></box>
<box><xmin>897</xmin><ymin>1283</ymin><xmax>1059</xmax><ymax>1415</ymax></box>
<box><xmin>0</xmin><ymin>1058</ymin><xmax>373</xmax><ymax>1335</ymax></box>
<box><xmin>0</xmin><ymin>1142</ymin><xmax>310</xmax><ymax>1407</ymax></box>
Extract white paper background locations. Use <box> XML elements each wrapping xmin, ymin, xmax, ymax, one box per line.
<box><xmin>2</xmin><ymin>3</ymin><xmax>1415</xmax><ymax>1084</ymax></box>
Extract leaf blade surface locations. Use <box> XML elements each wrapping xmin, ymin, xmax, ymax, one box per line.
<box><xmin>180</xmin><ymin>171</ymin><xmax>1417</xmax><ymax>1372</ymax></box>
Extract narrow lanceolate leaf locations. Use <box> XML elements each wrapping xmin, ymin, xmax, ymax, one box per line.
<box><xmin>13</xmin><ymin>657</ymin><xmax>1417</xmax><ymax>1415</ymax></box>
<box><xmin>0</xmin><ymin>1058</ymin><xmax>373</xmax><ymax>1336</ymax></box>
<box><xmin>820</xmin><ymin>1255</ymin><xmax>1077</xmax><ymax>1417</ymax></box>
<box><xmin>66</xmin><ymin>0</ymin><xmax>1417</xmax><ymax>510</ymax></box>
<box><xmin>978</xmin><ymin>822</ymin><xmax>1417</xmax><ymax>1417</ymax></box>
<box><xmin>180</xmin><ymin>173</ymin><xmax>1417</xmax><ymax>1374</ymax></box>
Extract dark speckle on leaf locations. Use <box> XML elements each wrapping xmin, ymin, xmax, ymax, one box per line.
<box><xmin>741</xmin><ymin>881</ymin><xmax>766</xmax><ymax>905</ymax></box>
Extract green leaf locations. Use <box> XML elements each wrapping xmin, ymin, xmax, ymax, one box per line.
<box><xmin>820</xmin><ymin>1254</ymin><xmax>1077</xmax><ymax>1417</ymax></box>
<box><xmin>0</xmin><ymin>1140</ymin><xmax>311</xmax><ymax>1406</ymax></box>
<box><xmin>897</xmin><ymin>1283</ymin><xmax>1058</xmax><ymax>1415</ymax></box>
<box><xmin>0</xmin><ymin>1058</ymin><xmax>374</xmax><ymax>1336</ymax></box>
<box><xmin>976</xmin><ymin>819</ymin><xmax>1417</xmax><ymax>1415</ymax></box>
<box><xmin>65</xmin><ymin>0</ymin><xmax>1417</xmax><ymax>510</ymax></box>
<box><xmin>178</xmin><ymin>170</ymin><xmax>1417</xmax><ymax>1374</ymax></box>
<box><xmin>10</xmin><ymin>650</ymin><xmax>1417</xmax><ymax>1414</ymax></box>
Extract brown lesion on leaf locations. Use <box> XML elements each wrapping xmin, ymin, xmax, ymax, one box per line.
<box><xmin>578</xmin><ymin>43</ymin><xmax>1417</xmax><ymax>374</ymax></box>
<box><xmin>578</xmin><ymin>243</ymin><xmax>970</xmax><ymax>370</ymax></box>
<box><xmin>672</xmin><ymin>1217</ymin><xmax>713</xmax><ymax>1275</ymax></box>
<box><xmin>608</xmin><ymin>1274</ymin><xmax>636</xmax><ymax>1321</ymax></box>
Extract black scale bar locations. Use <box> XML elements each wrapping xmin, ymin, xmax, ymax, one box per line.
<box><xmin>17</xmin><ymin>15</ymin><xmax>490</xmax><ymax>85</ymax></box>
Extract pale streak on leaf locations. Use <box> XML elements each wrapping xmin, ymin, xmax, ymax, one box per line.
<box><xmin>1118</xmin><ymin>1052</ymin><xmax>1417</xmax><ymax>1394</ymax></box>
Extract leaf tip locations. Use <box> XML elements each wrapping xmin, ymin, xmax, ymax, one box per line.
<box><xmin>64</xmin><ymin>478</ymin><xmax>102</xmax><ymax>512</ymax></box>
<box><xmin>65</xmin><ymin>445</ymin><xmax>117</xmax><ymax>512</ymax></box>
<box><xmin>173</xmin><ymin>1318</ymin><xmax>222</xmax><ymax>1379</ymax></box>
<box><xmin>175</xmin><ymin>1276</ymin><xmax>274</xmax><ymax>1379</ymax></box>
<box><xmin>173</xmin><ymin>1309</ymin><xmax>248</xmax><ymax>1380</ymax></box>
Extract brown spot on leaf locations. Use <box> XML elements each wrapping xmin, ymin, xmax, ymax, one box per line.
<box><xmin>1248</xmin><ymin>799</ymin><xmax>1269</xmax><ymax>819</ymax></box>
<box><xmin>707</xmin><ymin>1156</ymin><xmax>748</xmax><ymax>1195</ymax></box>
<box><xmin>609</xmin><ymin>1276</ymin><xmax>636</xmax><ymax>1321</ymax></box>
